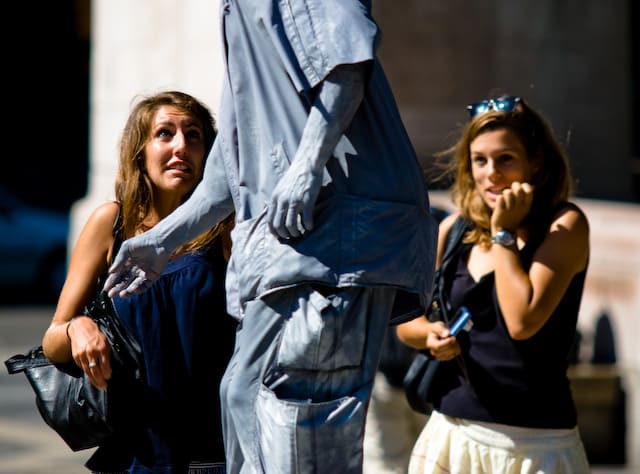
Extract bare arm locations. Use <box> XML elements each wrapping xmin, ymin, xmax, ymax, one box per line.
<box><xmin>42</xmin><ymin>201</ymin><xmax>119</xmax><ymax>389</ymax></box>
<box><xmin>494</xmin><ymin>205</ymin><xmax>589</xmax><ymax>340</ymax></box>
<box><xmin>491</xmin><ymin>182</ymin><xmax>589</xmax><ymax>339</ymax></box>
<box><xmin>266</xmin><ymin>62</ymin><xmax>367</xmax><ymax>238</ymax></box>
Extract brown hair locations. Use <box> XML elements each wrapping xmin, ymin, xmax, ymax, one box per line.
<box><xmin>115</xmin><ymin>90</ymin><xmax>232</xmax><ymax>256</ymax></box>
<box><xmin>439</xmin><ymin>98</ymin><xmax>573</xmax><ymax>246</ymax></box>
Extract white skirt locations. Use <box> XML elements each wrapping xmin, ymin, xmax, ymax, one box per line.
<box><xmin>408</xmin><ymin>410</ymin><xmax>590</xmax><ymax>474</ymax></box>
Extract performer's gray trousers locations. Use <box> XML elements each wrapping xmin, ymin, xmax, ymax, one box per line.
<box><xmin>220</xmin><ymin>284</ymin><xmax>396</xmax><ymax>474</ymax></box>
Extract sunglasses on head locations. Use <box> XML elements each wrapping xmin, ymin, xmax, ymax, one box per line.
<box><xmin>466</xmin><ymin>96</ymin><xmax>521</xmax><ymax>118</ymax></box>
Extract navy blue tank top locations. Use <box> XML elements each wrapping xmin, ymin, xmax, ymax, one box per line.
<box><xmin>434</xmin><ymin>225</ymin><xmax>587</xmax><ymax>429</ymax></box>
<box><xmin>108</xmin><ymin>241</ymin><xmax>236</xmax><ymax>471</ymax></box>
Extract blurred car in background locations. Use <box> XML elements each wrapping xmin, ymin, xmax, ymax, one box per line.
<box><xmin>0</xmin><ymin>187</ymin><xmax>69</xmax><ymax>303</ymax></box>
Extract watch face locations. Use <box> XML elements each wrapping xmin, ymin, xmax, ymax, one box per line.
<box><xmin>492</xmin><ymin>230</ymin><xmax>515</xmax><ymax>246</ymax></box>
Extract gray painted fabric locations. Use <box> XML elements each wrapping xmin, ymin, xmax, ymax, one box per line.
<box><xmin>221</xmin><ymin>285</ymin><xmax>395</xmax><ymax>473</ymax></box>
<box><xmin>170</xmin><ymin>0</ymin><xmax>437</xmax><ymax>318</ymax></box>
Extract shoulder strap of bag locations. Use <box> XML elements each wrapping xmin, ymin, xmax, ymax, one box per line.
<box><xmin>92</xmin><ymin>202</ymin><xmax>124</xmax><ymax>299</ymax></box>
<box><xmin>429</xmin><ymin>215</ymin><xmax>468</xmax><ymax>325</ymax></box>
<box><xmin>440</xmin><ymin>215</ymin><xmax>468</xmax><ymax>273</ymax></box>
<box><xmin>110</xmin><ymin>202</ymin><xmax>124</xmax><ymax>263</ymax></box>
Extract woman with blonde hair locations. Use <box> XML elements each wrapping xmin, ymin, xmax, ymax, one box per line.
<box><xmin>398</xmin><ymin>96</ymin><xmax>590</xmax><ymax>473</ymax></box>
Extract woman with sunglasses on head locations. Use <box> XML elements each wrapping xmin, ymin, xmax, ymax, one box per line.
<box><xmin>42</xmin><ymin>90</ymin><xmax>235</xmax><ymax>473</ymax></box>
<box><xmin>397</xmin><ymin>96</ymin><xmax>590</xmax><ymax>473</ymax></box>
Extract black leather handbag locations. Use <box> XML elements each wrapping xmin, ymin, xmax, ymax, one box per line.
<box><xmin>403</xmin><ymin>216</ymin><xmax>468</xmax><ymax>415</ymax></box>
<box><xmin>4</xmin><ymin>290</ymin><xmax>143</xmax><ymax>451</ymax></box>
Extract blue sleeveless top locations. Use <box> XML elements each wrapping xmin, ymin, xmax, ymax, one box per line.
<box><xmin>434</xmin><ymin>223</ymin><xmax>587</xmax><ymax>429</ymax></box>
<box><xmin>107</xmin><ymin>241</ymin><xmax>236</xmax><ymax>472</ymax></box>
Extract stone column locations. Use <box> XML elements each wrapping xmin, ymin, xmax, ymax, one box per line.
<box><xmin>71</xmin><ymin>0</ymin><xmax>223</xmax><ymax>247</ymax></box>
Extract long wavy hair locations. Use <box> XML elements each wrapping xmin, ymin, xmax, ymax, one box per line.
<box><xmin>440</xmin><ymin>98</ymin><xmax>573</xmax><ymax>246</ymax></box>
<box><xmin>115</xmin><ymin>90</ymin><xmax>233</xmax><ymax>257</ymax></box>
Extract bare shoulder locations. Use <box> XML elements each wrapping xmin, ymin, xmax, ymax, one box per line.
<box><xmin>91</xmin><ymin>201</ymin><xmax>120</xmax><ymax>220</ymax></box>
<box><xmin>539</xmin><ymin>201</ymin><xmax>589</xmax><ymax>271</ymax></box>
<box><xmin>76</xmin><ymin>201</ymin><xmax>120</xmax><ymax>246</ymax></box>
<box><xmin>550</xmin><ymin>202</ymin><xmax>589</xmax><ymax>237</ymax></box>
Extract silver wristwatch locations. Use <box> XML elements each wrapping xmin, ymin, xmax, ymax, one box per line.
<box><xmin>491</xmin><ymin>230</ymin><xmax>516</xmax><ymax>247</ymax></box>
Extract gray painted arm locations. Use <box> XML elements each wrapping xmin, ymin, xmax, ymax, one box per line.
<box><xmin>266</xmin><ymin>62</ymin><xmax>367</xmax><ymax>239</ymax></box>
<box><xmin>104</xmin><ymin>140</ymin><xmax>234</xmax><ymax>297</ymax></box>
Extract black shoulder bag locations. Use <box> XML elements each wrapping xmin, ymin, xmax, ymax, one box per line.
<box><xmin>403</xmin><ymin>216</ymin><xmax>468</xmax><ymax>415</ymax></box>
<box><xmin>3</xmin><ymin>205</ymin><xmax>144</xmax><ymax>452</ymax></box>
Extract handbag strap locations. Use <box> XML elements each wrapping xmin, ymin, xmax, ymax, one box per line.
<box><xmin>110</xmin><ymin>201</ymin><xmax>124</xmax><ymax>265</ymax></box>
<box><xmin>95</xmin><ymin>202</ymin><xmax>124</xmax><ymax>291</ymax></box>
<box><xmin>435</xmin><ymin>215</ymin><xmax>472</xmax><ymax>382</ymax></box>
<box><xmin>429</xmin><ymin>215</ymin><xmax>468</xmax><ymax>325</ymax></box>
<box><xmin>440</xmin><ymin>215</ymin><xmax>468</xmax><ymax>273</ymax></box>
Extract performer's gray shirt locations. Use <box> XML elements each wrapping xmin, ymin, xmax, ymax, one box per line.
<box><xmin>209</xmin><ymin>0</ymin><xmax>437</xmax><ymax>319</ymax></box>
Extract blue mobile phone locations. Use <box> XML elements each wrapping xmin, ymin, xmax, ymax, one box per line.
<box><xmin>449</xmin><ymin>306</ymin><xmax>472</xmax><ymax>336</ymax></box>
